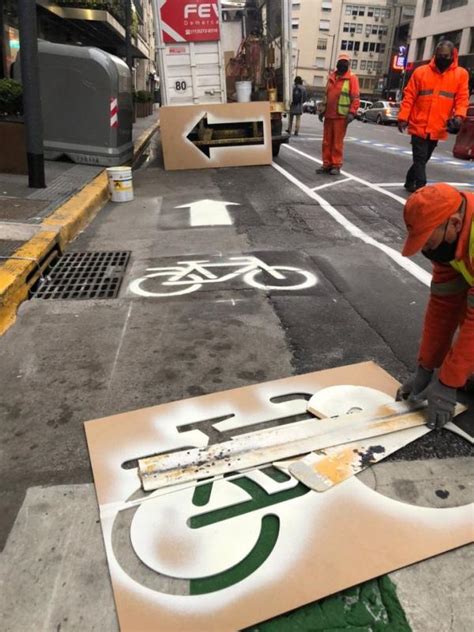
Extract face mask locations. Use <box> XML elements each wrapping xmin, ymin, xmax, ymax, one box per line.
<box><xmin>435</xmin><ymin>56</ymin><xmax>452</xmax><ymax>72</ymax></box>
<box><xmin>336</xmin><ymin>61</ymin><xmax>349</xmax><ymax>74</ymax></box>
<box><xmin>422</xmin><ymin>238</ymin><xmax>458</xmax><ymax>263</ymax></box>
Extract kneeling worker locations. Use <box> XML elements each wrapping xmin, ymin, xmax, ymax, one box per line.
<box><xmin>398</xmin><ymin>183</ymin><xmax>473</xmax><ymax>428</ymax></box>
<box><xmin>317</xmin><ymin>53</ymin><xmax>359</xmax><ymax>175</ymax></box>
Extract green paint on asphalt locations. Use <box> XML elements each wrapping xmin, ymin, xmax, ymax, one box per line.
<box><xmin>189</xmin><ymin>467</ymin><xmax>411</xmax><ymax>630</ymax></box>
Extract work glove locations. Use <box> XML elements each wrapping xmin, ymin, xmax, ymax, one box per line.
<box><xmin>397</xmin><ymin>120</ymin><xmax>408</xmax><ymax>133</ymax></box>
<box><xmin>415</xmin><ymin>378</ymin><xmax>457</xmax><ymax>429</ymax></box>
<box><xmin>346</xmin><ymin>113</ymin><xmax>355</xmax><ymax>124</ymax></box>
<box><xmin>318</xmin><ymin>113</ymin><xmax>324</xmax><ymax>122</ymax></box>
<box><xmin>447</xmin><ymin>116</ymin><xmax>463</xmax><ymax>134</ymax></box>
<box><xmin>396</xmin><ymin>365</ymin><xmax>433</xmax><ymax>402</ymax></box>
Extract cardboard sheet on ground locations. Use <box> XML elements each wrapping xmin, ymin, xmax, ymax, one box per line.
<box><xmin>84</xmin><ymin>362</ymin><xmax>473</xmax><ymax>632</ymax></box>
<box><xmin>159</xmin><ymin>102</ymin><xmax>272</xmax><ymax>170</ymax></box>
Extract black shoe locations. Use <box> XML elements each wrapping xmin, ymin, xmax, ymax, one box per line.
<box><xmin>316</xmin><ymin>167</ymin><xmax>331</xmax><ymax>174</ymax></box>
<box><xmin>329</xmin><ymin>167</ymin><xmax>341</xmax><ymax>175</ymax></box>
<box><xmin>404</xmin><ymin>182</ymin><xmax>417</xmax><ymax>193</ymax></box>
<box><xmin>294</xmin><ymin>131</ymin><xmax>299</xmax><ymax>136</ymax></box>
<box><xmin>285</xmin><ymin>129</ymin><xmax>291</xmax><ymax>134</ymax></box>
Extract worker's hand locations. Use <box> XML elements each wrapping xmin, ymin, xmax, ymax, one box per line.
<box><xmin>318</xmin><ymin>112</ymin><xmax>324</xmax><ymax>122</ymax></box>
<box><xmin>416</xmin><ymin>378</ymin><xmax>457</xmax><ymax>429</ymax></box>
<box><xmin>346</xmin><ymin>113</ymin><xmax>355</xmax><ymax>124</ymax></box>
<box><xmin>396</xmin><ymin>365</ymin><xmax>433</xmax><ymax>402</ymax></box>
<box><xmin>447</xmin><ymin>116</ymin><xmax>463</xmax><ymax>134</ymax></box>
<box><xmin>397</xmin><ymin>120</ymin><xmax>408</xmax><ymax>133</ymax></box>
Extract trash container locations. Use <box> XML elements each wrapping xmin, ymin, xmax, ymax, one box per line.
<box><xmin>15</xmin><ymin>41</ymin><xmax>133</xmax><ymax>166</ymax></box>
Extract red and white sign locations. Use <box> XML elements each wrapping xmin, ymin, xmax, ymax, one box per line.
<box><xmin>110</xmin><ymin>97</ymin><xmax>118</xmax><ymax>128</ymax></box>
<box><xmin>159</xmin><ymin>0</ymin><xmax>220</xmax><ymax>43</ymax></box>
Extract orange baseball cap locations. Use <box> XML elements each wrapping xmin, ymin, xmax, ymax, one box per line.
<box><xmin>402</xmin><ymin>183</ymin><xmax>463</xmax><ymax>256</ymax></box>
<box><xmin>338</xmin><ymin>53</ymin><xmax>351</xmax><ymax>62</ymax></box>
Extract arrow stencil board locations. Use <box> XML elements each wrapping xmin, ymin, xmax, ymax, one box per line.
<box><xmin>84</xmin><ymin>362</ymin><xmax>473</xmax><ymax>632</ymax></box>
<box><xmin>159</xmin><ymin>102</ymin><xmax>272</xmax><ymax>170</ymax></box>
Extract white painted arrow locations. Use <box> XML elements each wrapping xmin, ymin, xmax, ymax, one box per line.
<box><xmin>175</xmin><ymin>199</ymin><xmax>239</xmax><ymax>226</ymax></box>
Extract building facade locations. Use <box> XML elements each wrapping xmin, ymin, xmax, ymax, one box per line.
<box><xmin>291</xmin><ymin>0</ymin><xmax>416</xmax><ymax>98</ymax></box>
<box><xmin>407</xmin><ymin>0</ymin><xmax>473</xmax><ymax>82</ymax></box>
<box><xmin>1</xmin><ymin>1</ymin><xmax>156</xmax><ymax>91</ymax></box>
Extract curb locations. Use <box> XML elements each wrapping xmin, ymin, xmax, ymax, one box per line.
<box><xmin>0</xmin><ymin>120</ymin><xmax>160</xmax><ymax>336</ymax></box>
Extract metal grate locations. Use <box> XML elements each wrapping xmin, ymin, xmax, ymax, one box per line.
<box><xmin>31</xmin><ymin>251</ymin><xmax>130</xmax><ymax>300</ymax></box>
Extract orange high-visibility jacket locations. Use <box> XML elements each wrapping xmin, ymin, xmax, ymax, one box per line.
<box><xmin>398</xmin><ymin>49</ymin><xmax>469</xmax><ymax>141</ymax></box>
<box><xmin>321</xmin><ymin>71</ymin><xmax>360</xmax><ymax>119</ymax></box>
<box><xmin>418</xmin><ymin>192</ymin><xmax>474</xmax><ymax>388</ymax></box>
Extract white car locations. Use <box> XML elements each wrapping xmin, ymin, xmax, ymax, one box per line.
<box><xmin>356</xmin><ymin>100</ymin><xmax>373</xmax><ymax>119</ymax></box>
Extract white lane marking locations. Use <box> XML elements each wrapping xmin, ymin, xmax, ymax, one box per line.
<box><xmin>375</xmin><ymin>182</ymin><xmax>474</xmax><ymax>188</ymax></box>
<box><xmin>271</xmin><ymin>161</ymin><xmax>431</xmax><ymax>287</ymax></box>
<box><xmin>175</xmin><ymin>199</ymin><xmax>238</xmax><ymax>226</ymax></box>
<box><xmin>373</xmin><ymin>143</ymin><xmax>385</xmax><ymax>147</ymax></box>
<box><xmin>311</xmin><ymin>177</ymin><xmax>353</xmax><ymax>191</ymax></box>
<box><xmin>283</xmin><ymin>144</ymin><xmax>407</xmax><ymax>205</ymax></box>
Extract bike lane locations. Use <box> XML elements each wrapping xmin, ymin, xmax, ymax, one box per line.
<box><xmin>0</xmin><ymin>140</ymin><xmax>472</xmax><ymax>631</ymax></box>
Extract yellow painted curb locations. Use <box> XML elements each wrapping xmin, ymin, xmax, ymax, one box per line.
<box><xmin>0</xmin><ymin>231</ymin><xmax>58</xmax><ymax>335</ymax></box>
<box><xmin>0</xmin><ymin>119</ymin><xmax>159</xmax><ymax>336</ymax></box>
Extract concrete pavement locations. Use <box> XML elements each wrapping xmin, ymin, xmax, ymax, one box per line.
<box><xmin>0</xmin><ymin>115</ymin><xmax>472</xmax><ymax>631</ymax></box>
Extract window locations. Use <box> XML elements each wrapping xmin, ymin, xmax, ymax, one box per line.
<box><xmin>433</xmin><ymin>29</ymin><xmax>463</xmax><ymax>50</ymax></box>
<box><xmin>440</xmin><ymin>0</ymin><xmax>468</xmax><ymax>11</ymax></box>
<box><xmin>383</xmin><ymin>9</ymin><xmax>391</xmax><ymax>18</ymax></box>
<box><xmin>345</xmin><ymin>5</ymin><xmax>365</xmax><ymax>17</ymax></box>
<box><xmin>317</xmin><ymin>38</ymin><xmax>327</xmax><ymax>50</ymax></box>
<box><xmin>360</xmin><ymin>60</ymin><xmax>367</xmax><ymax>70</ymax></box>
<box><xmin>362</xmin><ymin>41</ymin><xmax>383</xmax><ymax>53</ymax></box>
<box><xmin>423</xmin><ymin>0</ymin><xmax>433</xmax><ymax>16</ymax></box>
<box><xmin>367</xmin><ymin>60</ymin><xmax>374</xmax><ymax>71</ymax></box>
<box><xmin>292</xmin><ymin>1</ymin><xmax>301</xmax><ymax>9</ymax></box>
<box><xmin>343</xmin><ymin>23</ymin><xmax>356</xmax><ymax>34</ymax></box>
<box><xmin>415</xmin><ymin>37</ymin><xmax>426</xmax><ymax>60</ymax></box>
<box><xmin>322</xmin><ymin>1</ymin><xmax>332</xmax><ymax>12</ymax></box>
<box><xmin>341</xmin><ymin>40</ymin><xmax>360</xmax><ymax>51</ymax></box>
<box><xmin>292</xmin><ymin>18</ymin><xmax>299</xmax><ymax>30</ymax></box>
<box><xmin>313</xmin><ymin>75</ymin><xmax>324</xmax><ymax>87</ymax></box>
<box><xmin>351</xmin><ymin>59</ymin><xmax>358</xmax><ymax>70</ymax></box>
<box><xmin>356</xmin><ymin>24</ymin><xmax>363</xmax><ymax>34</ymax></box>
<box><xmin>315</xmin><ymin>57</ymin><xmax>326</xmax><ymax>68</ymax></box>
<box><xmin>319</xmin><ymin>19</ymin><xmax>330</xmax><ymax>31</ymax></box>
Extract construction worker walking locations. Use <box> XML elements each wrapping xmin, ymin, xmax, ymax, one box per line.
<box><xmin>398</xmin><ymin>40</ymin><xmax>469</xmax><ymax>193</ymax></box>
<box><xmin>317</xmin><ymin>53</ymin><xmax>360</xmax><ymax>176</ymax></box>
<box><xmin>398</xmin><ymin>183</ymin><xmax>473</xmax><ymax>428</ymax></box>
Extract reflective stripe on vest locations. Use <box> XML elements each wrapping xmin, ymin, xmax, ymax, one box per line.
<box><xmin>337</xmin><ymin>80</ymin><xmax>351</xmax><ymax>116</ymax></box>
<box><xmin>419</xmin><ymin>89</ymin><xmax>434</xmax><ymax>96</ymax></box>
<box><xmin>431</xmin><ymin>276</ymin><xmax>469</xmax><ymax>296</ymax></box>
<box><xmin>450</xmin><ymin>221</ymin><xmax>474</xmax><ymax>286</ymax></box>
<box><xmin>439</xmin><ymin>90</ymin><xmax>455</xmax><ymax>99</ymax></box>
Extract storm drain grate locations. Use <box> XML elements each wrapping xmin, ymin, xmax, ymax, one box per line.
<box><xmin>31</xmin><ymin>251</ymin><xmax>130</xmax><ymax>300</ymax></box>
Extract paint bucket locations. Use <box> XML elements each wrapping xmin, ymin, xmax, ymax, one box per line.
<box><xmin>106</xmin><ymin>166</ymin><xmax>134</xmax><ymax>202</ymax></box>
<box><xmin>267</xmin><ymin>88</ymin><xmax>278</xmax><ymax>102</ymax></box>
<box><xmin>235</xmin><ymin>80</ymin><xmax>252</xmax><ymax>103</ymax></box>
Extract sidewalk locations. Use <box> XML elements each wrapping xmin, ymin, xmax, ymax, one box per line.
<box><xmin>0</xmin><ymin>112</ymin><xmax>159</xmax><ymax>334</ymax></box>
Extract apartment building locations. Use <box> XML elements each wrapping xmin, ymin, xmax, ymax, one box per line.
<box><xmin>407</xmin><ymin>0</ymin><xmax>473</xmax><ymax>74</ymax></box>
<box><xmin>291</xmin><ymin>0</ymin><xmax>416</xmax><ymax>97</ymax></box>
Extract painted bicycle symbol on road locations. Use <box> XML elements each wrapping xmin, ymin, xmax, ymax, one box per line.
<box><xmin>129</xmin><ymin>256</ymin><xmax>318</xmax><ymax>297</ymax></box>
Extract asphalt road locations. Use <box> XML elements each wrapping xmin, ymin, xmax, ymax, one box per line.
<box><xmin>0</xmin><ymin>115</ymin><xmax>472</xmax><ymax>630</ymax></box>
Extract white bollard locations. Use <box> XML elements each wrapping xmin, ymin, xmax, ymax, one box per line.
<box><xmin>106</xmin><ymin>166</ymin><xmax>134</xmax><ymax>202</ymax></box>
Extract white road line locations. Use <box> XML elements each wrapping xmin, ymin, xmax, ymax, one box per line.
<box><xmin>283</xmin><ymin>144</ymin><xmax>407</xmax><ymax>205</ymax></box>
<box><xmin>272</xmin><ymin>161</ymin><xmax>431</xmax><ymax>287</ymax></box>
<box><xmin>375</xmin><ymin>182</ymin><xmax>474</xmax><ymax>188</ymax></box>
<box><xmin>311</xmin><ymin>177</ymin><xmax>352</xmax><ymax>191</ymax></box>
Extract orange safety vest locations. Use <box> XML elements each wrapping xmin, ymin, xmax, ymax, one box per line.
<box><xmin>398</xmin><ymin>49</ymin><xmax>469</xmax><ymax>141</ymax></box>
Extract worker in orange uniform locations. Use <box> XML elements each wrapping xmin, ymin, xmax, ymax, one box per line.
<box><xmin>397</xmin><ymin>183</ymin><xmax>473</xmax><ymax>428</ymax></box>
<box><xmin>398</xmin><ymin>41</ymin><xmax>469</xmax><ymax>193</ymax></box>
<box><xmin>317</xmin><ymin>53</ymin><xmax>360</xmax><ymax>175</ymax></box>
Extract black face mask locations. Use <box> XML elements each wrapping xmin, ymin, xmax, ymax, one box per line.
<box><xmin>422</xmin><ymin>238</ymin><xmax>458</xmax><ymax>263</ymax></box>
<box><xmin>435</xmin><ymin>56</ymin><xmax>452</xmax><ymax>72</ymax></box>
<box><xmin>336</xmin><ymin>61</ymin><xmax>349</xmax><ymax>74</ymax></box>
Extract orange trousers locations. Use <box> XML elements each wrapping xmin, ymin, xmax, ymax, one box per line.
<box><xmin>322</xmin><ymin>118</ymin><xmax>348</xmax><ymax>169</ymax></box>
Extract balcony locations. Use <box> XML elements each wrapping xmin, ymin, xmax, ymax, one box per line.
<box><xmin>37</xmin><ymin>1</ymin><xmax>149</xmax><ymax>58</ymax></box>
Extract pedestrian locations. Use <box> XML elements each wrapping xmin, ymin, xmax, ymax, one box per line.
<box><xmin>398</xmin><ymin>40</ymin><xmax>469</xmax><ymax>193</ymax></box>
<box><xmin>286</xmin><ymin>76</ymin><xmax>307</xmax><ymax>136</ymax></box>
<box><xmin>317</xmin><ymin>53</ymin><xmax>360</xmax><ymax>176</ymax></box>
<box><xmin>397</xmin><ymin>183</ymin><xmax>473</xmax><ymax>429</ymax></box>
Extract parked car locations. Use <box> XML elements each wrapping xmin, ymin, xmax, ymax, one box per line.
<box><xmin>453</xmin><ymin>102</ymin><xmax>474</xmax><ymax>160</ymax></box>
<box><xmin>356</xmin><ymin>99</ymin><xmax>373</xmax><ymax>119</ymax></box>
<box><xmin>362</xmin><ymin>101</ymin><xmax>400</xmax><ymax>125</ymax></box>
<box><xmin>303</xmin><ymin>99</ymin><xmax>317</xmax><ymax>114</ymax></box>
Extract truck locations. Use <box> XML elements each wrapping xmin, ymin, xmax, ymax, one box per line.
<box><xmin>153</xmin><ymin>0</ymin><xmax>292</xmax><ymax>157</ymax></box>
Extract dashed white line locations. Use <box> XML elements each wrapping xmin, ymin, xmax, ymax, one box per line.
<box><xmin>272</xmin><ymin>160</ymin><xmax>431</xmax><ymax>287</ymax></box>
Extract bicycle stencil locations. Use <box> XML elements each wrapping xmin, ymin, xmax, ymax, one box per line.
<box><xmin>129</xmin><ymin>255</ymin><xmax>318</xmax><ymax>297</ymax></box>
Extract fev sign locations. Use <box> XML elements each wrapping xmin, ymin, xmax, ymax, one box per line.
<box><xmin>159</xmin><ymin>0</ymin><xmax>220</xmax><ymax>43</ymax></box>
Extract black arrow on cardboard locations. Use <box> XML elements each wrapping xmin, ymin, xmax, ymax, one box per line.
<box><xmin>187</xmin><ymin>115</ymin><xmax>264</xmax><ymax>158</ymax></box>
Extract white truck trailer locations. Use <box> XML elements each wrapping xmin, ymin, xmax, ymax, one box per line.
<box><xmin>153</xmin><ymin>0</ymin><xmax>292</xmax><ymax>158</ymax></box>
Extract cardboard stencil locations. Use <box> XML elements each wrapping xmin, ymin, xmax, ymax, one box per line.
<box><xmin>84</xmin><ymin>362</ymin><xmax>473</xmax><ymax>632</ymax></box>
<box><xmin>159</xmin><ymin>102</ymin><xmax>272</xmax><ymax>170</ymax></box>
